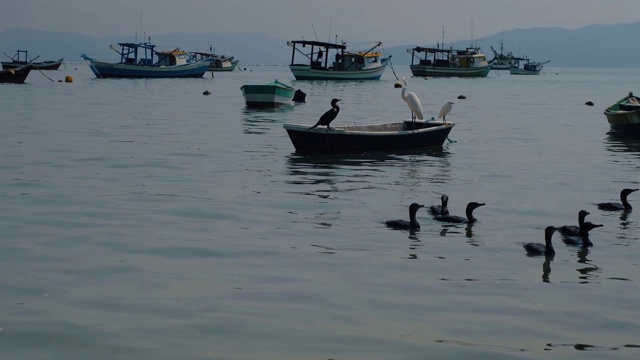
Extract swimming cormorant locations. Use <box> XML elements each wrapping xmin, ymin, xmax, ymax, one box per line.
<box><xmin>562</xmin><ymin>222</ymin><xmax>603</xmax><ymax>247</ymax></box>
<box><xmin>597</xmin><ymin>188</ymin><xmax>638</xmax><ymax>211</ymax></box>
<box><xmin>385</xmin><ymin>203</ymin><xmax>424</xmax><ymax>230</ymax></box>
<box><xmin>558</xmin><ymin>210</ymin><xmax>590</xmax><ymax>237</ymax></box>
<box><xmin>435</xmin><ymin>202</ymin><xmax>485</xmax><ymax>223</ymax></box>
<box><xmin>309</xmin><ymin>98</ymin><xmax>341</xmax><ymax>130</ymax></box>
<box><xmin>524</xmin><ymin>226</ymin><xmax>558</xmax><ymax>256</ymax></box>
<box><xmin>428</xmin><ymin>195</ymin><xmax>449</xmax><ymax>216</ymax></box>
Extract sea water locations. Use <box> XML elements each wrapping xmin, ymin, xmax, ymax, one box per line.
<box><xmin>1</xmin><ymin>64</ymin><xmax>640</xmax><ymax>359</ymax></box>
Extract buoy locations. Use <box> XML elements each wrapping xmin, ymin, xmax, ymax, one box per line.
<box><xmin>457</xmin><ymin>95</ymin><xmax>467</xmax><ymax>100</ymax></box>
<box><xmin>585</xmin><ymin>101</ymin><xmax>594</xmax><ymax>106</ymax></box>
<box><xmin>203</xmin><ymin>90</ymin><xmax>211</xmax><ymax>95</ymax></box>
<box><xmin>65</xmin><ymin>76</ymin><xmax>73</xmax><ymax>83</ymax></box>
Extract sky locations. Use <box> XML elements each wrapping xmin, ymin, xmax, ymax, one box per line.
<box><xmin>1</xmin><ymin>0</ymin><xmax>639</xmax><ymax>46</ymax></box>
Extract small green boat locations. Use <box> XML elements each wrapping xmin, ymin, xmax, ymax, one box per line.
<box><xmin>604</xmin><ymin>92</ymin><xmax>640</xmax><ymax>135</ymax></box>
<box><xmin>240</xmin><ymin>80</ymin><xmax>296</xmax><ymax>108</ymax></box>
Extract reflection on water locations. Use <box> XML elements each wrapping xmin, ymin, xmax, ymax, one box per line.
<box><xmin>574</xmin><ymin>247</ymin><xmax>601</xmax><ymax>283</ymax></box>
<box><xmin>542</xmin><ymin>256</ymin><xmax>553</xmax><ymax>283</ymax></box>
<box><xmin>241</xmin><ymin>104</ymin><xmax>300</xmax><ymax>134</ymax></box>
<box><xmin>604</xmin><ymin>133</ymin><xmax>640</xmax><ymax>154</ymax></box>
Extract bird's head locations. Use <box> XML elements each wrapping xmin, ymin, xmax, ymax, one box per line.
<box><xmin>331</xmin><ymin>98</ymin><xmax>341</xmax><ymax>105</ymax></box>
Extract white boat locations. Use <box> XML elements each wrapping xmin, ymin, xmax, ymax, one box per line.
<box><xmin>489</xmin><ymin>42</ymin><xmax>516</xmax><ymax>70</ymax></box>
<box><xmin>510</xmin><ymin>57</ymin><xmax>550</xmax><ymax>75</ymax></box>
<box><xmin>287</xmin><ymin>40</ymin><xmax>390</xmax><ymax>80</ymax></box>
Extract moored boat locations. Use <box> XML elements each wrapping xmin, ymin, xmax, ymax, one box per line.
<box><xmin>241</xmin><ymin>79</ymin><xmax>297</xmax><ymax>108</ymax></box>
<box><xmin>489</xmin><ymin>42</ymin><xmax>516</xmax><ymax>70</ymax></box>
<box><xmin>190</xmin><ymin>50</ymin><xmax>239</xmax><ymax>71</ymax></box>
<box><xmin>81</xmin><ymin>42</ymin><xmax>211</xmax><ymax>78</ymax></box>
<box><xmin>604</xmin><ymin>92</ymin><xmax>640</xmax><ymax>135</ymax></box>
<box><xmin>287</xmin><ymin>40</ymin><xmax>390</xmax><ymax>80</ymax></box>
<box><xmin>509</xmin><ymin>57</ymin><xmax>549</xmax><ymax>75</ymax></box>
<box><xmin>0</xmin><ymin>64</ymin><xmax>33</xmax><ymax>83</ymax></box>
<box><xmin>409</xmin><ymin>46</ymin><xmax>491</xmax><ymax>77</ymax></box>
<box><xmin>2</xmin><ymin>50</ymin><xmax>63</xmax><ymax>70</ymax></box>
<box><xmin>283</xmin><ymin>121</ymin><xmax>454</xmax><ymax>153</ymax></box>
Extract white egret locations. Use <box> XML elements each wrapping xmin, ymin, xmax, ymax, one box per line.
<box><xmin>438</xmin><ymin>101</ymin><xmax>454</xmax><ymax>123</ymax></box>
<box><xmin>395</xmin><ymin>77</ymin><xmax>423</xmax><ymax>121</ymax></box>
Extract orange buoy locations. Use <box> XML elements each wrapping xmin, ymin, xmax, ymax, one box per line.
<box><xmin>65</xmin><ymin>76</ymin><xmax>73</xmax><ymax>83</ymax></box>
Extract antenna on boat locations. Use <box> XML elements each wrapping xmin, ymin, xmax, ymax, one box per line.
<box><xmin>441</xmin><ymin>26</ymin><xmax>445</xmax><ymax>48</ymax></box>
<box><xmin>470</xmin><ymin>18</ymin><xmax>474</xmax><ymax>48</ymax></box>
<box><xmin>311</xmin><ymin>23</ymin><xmax>318</xmax><ymax>41</ymax></box>
<box><xmin>328</xmin><ymin>14</ymin><xmax>332</xmax><ymax>43</ymax></box>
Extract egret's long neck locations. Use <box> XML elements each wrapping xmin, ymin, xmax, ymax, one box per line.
<box><xmin>401</xmin><ymin>86</ymin><xmax>408</xmax><ymax>101</ymax></box>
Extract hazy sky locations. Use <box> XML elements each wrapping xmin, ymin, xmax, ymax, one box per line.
<box><xmin>1</xmin><ymin>0</ymin><xmax>639</xmax><ymax>46</ymax></box>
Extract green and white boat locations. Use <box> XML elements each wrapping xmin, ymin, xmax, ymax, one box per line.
<box><xmin>240</xmin><ymin>80</ymin><xmax>296</xmax><ymax>108</ymax></box>
<box><xmin>409</xmin><ymin>46</ymin><xmax>491</xmax><ymax>77</ymax></box>
<box><xmin>604</xmin><ymin>92</ymin><xmax>640</xmax><ymax>135</ymax></box>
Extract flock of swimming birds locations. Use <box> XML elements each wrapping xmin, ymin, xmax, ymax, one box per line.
<box><xmin>305</xmin><ymin>79</ymin><xmax>637</xmax><ymax>259</ymax></box>
<box><xmin>384</xmin><ymin>188</ymin><xmax>638</xmax><ymax>257</ymax></box>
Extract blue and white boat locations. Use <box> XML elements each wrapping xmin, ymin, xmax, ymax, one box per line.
<box><xmin>81</xmin><ymin>42</ymin><xmax>211</xmax><ymax>78</ymax></box>
<box><xmin>287</xmin><ymin>40</ymin><xmax>390</xmax><ymax>80</ymax></box>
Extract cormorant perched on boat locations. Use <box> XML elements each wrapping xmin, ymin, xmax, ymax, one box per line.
<box><xmin>558</xmin><ymin>210</ymin><xmax>590</xmax><ymax>237</ymax></box>
<box><xmin>596</xmin><ymin>188</ymin><xmax>639</xmax><ymax>211</ymax></box>
<box><xmin>428</xmin><ymin>195</ymin><xmax>449</xmax><ymax>216</ymax></box>
<box><xmin>562</xmin><ymin>222</ymin><xmax>603</xmax><ymax>247</ymax></box>
<box><xmin>435</xmin><ymin>202</ymin><xmax>485</xmax><ymax>224</ymax></box>
<box><xmin>524</xmin><ymin>226</ymin><xmax>558</xmax><ymax>256</ymax></box>
<box><xmin>309</xmin><ymin>98</ymin><xmax>341</xmax><ymax>130</ymax></box>
<box><xmin>385</xmin><ymin>203</ymin><xmax>424</xmax><ymax>230</ymax></box>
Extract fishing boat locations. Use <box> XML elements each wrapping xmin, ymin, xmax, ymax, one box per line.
<box><xmin>604</xmin><ymin>92</ymin><xmax>640</xmax><ymax>135</ymax></box>
<box><xmin>287</xmin><ymin>40</ymin><xmax>390</xmax><ymax>80</ymax></box>
<box><xmin>81</xmin><ymin>42</ymin><xmax>211</xmax><ymax>78</ymax></box>
<box><xmin>509</xmin><ymin>57</ymin><xmax>550</xmax><ymax>75</ymax></box>
<box><xmin>0</xmin><ymin>64</ymin><xmax>33</xmax><ymax>83</ymax></box>
<box><xmin>489</xmin><ymin>43</ymin><xmax>516</xmax><ymax>70</ymax></box>
<box><xmin>190</xmin><ymin>50</ymin><xmax>239</xmax><ymax>71</ymax></box>
<box><xmin>283</xmin><ymin>120</ymin><xmax>454</xmax><ymax>153</ymax></box>
<box><xmin>241</xmin><ymin>79</ymin><xmax>297</xmax><ymax>108</ymax></box>
<box><xmin>2</xmin><ymin>50</ymin><xmax>63</xmax><ymax>70</ymax></box>
<box><xmin>409</xmin><ymin>46</ymin><xmax>491</xmax><ymax>77</ymax></box>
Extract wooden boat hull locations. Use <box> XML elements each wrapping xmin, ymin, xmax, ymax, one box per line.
<box><xmin>604</xmin><ymin>94</ymin><xmax>640</xmax><ymax>135</ymax></box>
<box><xmin>0</xmin><ymin>65</ymin><xmax>33</xmax><ymax>83</ymax></box>
<box><xmin>410</xmin><ymin>64</ymin><xmax>491</xmax><ymax>77</ymax></box>
<box><xmin>241</xmin><ymin>80</ymin><xmax>296</xmax><ymax>108</ymax></box>
<box><xmin>81</xmin><ymin>55</ymin><xmax>209</xmax><ymax>78</ymax></box>
<box><xmin>289</xmin><ymin>57</ymin><xmax>390</xmax><ymax>80</ymax></box>
<box><xmin>283</xmin><ymin>121</ymin><xmax>454</xmax><ymax>153</ymax></box>
<box><xmin>2</xmin><ymin>59</ymin><xmax>63</xmax><ymax>70</ymax></box>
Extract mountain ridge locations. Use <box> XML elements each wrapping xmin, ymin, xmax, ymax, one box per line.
<box><xmin>1</xmin><ymin>22</ymin><xmax>639</xmax><ymax>68</ymax></box>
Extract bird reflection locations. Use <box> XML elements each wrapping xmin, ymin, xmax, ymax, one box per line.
<box><xmin>576</xmin><ymin>247</ymin><xmax>600</xmax><ymax>282</ymax></box>
<box><xmin>542</xmin><ymin>256</ymin><xmax>553</xmax><ymax>283</ymax></box>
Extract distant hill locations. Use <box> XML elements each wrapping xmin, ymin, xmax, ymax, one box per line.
<box><xmin>2</xmin><ymin>22</ymin><xmax>640</xmax><ymax>67</ymax></box>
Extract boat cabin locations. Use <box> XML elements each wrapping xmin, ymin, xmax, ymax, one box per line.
<box><xmin>410</xmin><ymin>46</ymin><xmax>488</xmax><ymax>68</ymax></box>
<box><xmin>114</xmin><ymin>42</ymin><xmax>191</xmax><ymax>67</ymax></box>
<box><xmin>288</xmin><ymin>40</ymin><xmax>384</xmax><ymax>71</ymax></box>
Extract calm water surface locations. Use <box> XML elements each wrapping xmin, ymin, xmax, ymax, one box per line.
<box><xmin>1</xmin><ymin>64</ymin><xmax>640</xmax><ymax>359</ymax></box>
